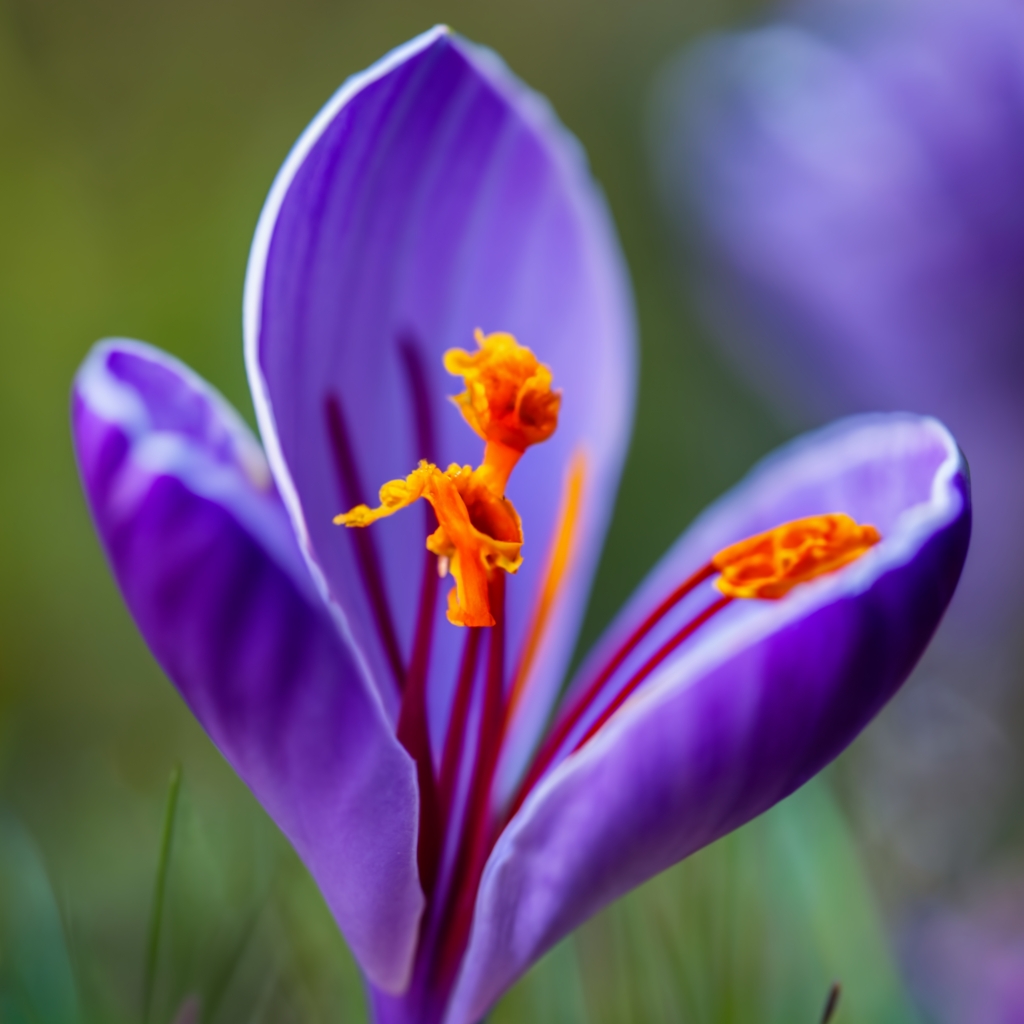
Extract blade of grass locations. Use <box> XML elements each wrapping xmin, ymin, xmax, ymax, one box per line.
<box><xmin>200</xmin><ymin>895</ymin><xmax>269</xmax><ymax>1024</ymax></box>
<box><xmin>143</xmin><ymin>765</ymin><xmax>183</xmax><ymax>1024</ymax></box>
<box><xmin>820</xmin><ymin>982</ymin><xmax>841</xmax><ymax>1024</ymax></box>
<box><xmin>0</xmin><ymin>811</ymin><xmax>82</xmax><ymax>1024</ymax></box>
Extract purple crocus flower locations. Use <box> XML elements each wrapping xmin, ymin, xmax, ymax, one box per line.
<box><xmin>71</xmin><ymin>26</ymin><xmax>970</xmax><ymax>1024</ymax></box>
<box><xmin>653</xmin><ymin>0</ymin><xmax>1024</xmax><ymax>879</ymax></box>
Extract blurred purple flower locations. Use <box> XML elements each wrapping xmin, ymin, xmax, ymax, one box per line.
<box><xmin>656</xmin><ymin>0</ymin><xmax>1024</xmax><ymax>631</ymax></box>
<box><xmin>654</xmin><ymin>0</ymin><xmax>1024</xmax><ymax>878</ymax></box>
<box><xmin>72</xmin><ymin>27</ymin><xmax>970</xmax><ymax>1024</ymax></box>
<box><xmin>906</xmin><ymin>877</ymin><xmax>1024</xmax><ymax>1024</ymax></box>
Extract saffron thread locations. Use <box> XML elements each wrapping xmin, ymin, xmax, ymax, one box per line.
<box><xmin>436</xmin><ymin>574</ymin><xmax>507</xmax><ymax>986</ymax></box>
<box><xmin>508</xmin><ymin>562</ymin><xmax>717</xmax><ymax>817</ymax></box>
<box><xmin>439</xmin><ymin>628</ymin><xmax>483</xmax><ymax>826</ymax></box>
<box><xmin>571</xmin><ymin>594</ymin><xmax>733</xmax><ymax>753</ymax></box>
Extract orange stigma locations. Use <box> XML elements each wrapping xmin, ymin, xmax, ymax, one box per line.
<box><xmin>444</xmin><ymin>330</ymin><xmax>561</xmax><ymax>492</ymax></box>
<box><xmin>712</xmin><ymin>513</ymin><xmax>881</xmax><ymax>600</ymax></box>
<box><xmin>335</xmin><ymin>331</ymin><xmax>559</xmax><ymax>627</ymax></box>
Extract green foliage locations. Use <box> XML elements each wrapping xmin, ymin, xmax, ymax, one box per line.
<box><xmin>0</xmin><ymin>813</ymin><xmax>81</xmax><ymax>1024</ymax></box>
<box><xmin>0</xmin><ymin>776</ymin><xmax>919</xmax><ymax>1024</ymax></box>
<box><xmin>498</xmin><ymin>778</ymin><xmax>919</xmax><ymax>1024</ymax></box>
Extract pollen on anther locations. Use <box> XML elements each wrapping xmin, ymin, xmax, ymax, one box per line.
<box><xmin>712</xmin><ymin>513</ymin><xmax>881</xmax><ymax>601</ymax></box>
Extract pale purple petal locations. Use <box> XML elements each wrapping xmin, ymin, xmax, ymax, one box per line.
<box><xmin>446</xmin><ymin>414</ymin><xmax>970</xmax><ymax>1023</ymax></box>
<box><xmin>244</xmin><ymin>27</ymin><xmax>635</xmax><ymax>777</ymax></box>
<box><xmin>655</xmin><ymin>0</ymin><xmax>1024</xmax><ymax>631</ymax></box>
<box><xmin>657</xmin><ymin>0</ymin><xmax>1024</xmax><ymax>414</ymax></box>
<box><xmin>71</xmin><ymin>339</ymin><xmax>423</xmax><ymax>993</ymax></box>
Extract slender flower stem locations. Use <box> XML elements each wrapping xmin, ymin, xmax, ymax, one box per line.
<box><xmin>143</xmin><ymin>764</ymin><xmax>182</xmax><ymax>1024</ymax></box>
<box><xmin>819</xmin><ymin>982</ymin><xmax>841</xmax><ymax>1024</ymax></box>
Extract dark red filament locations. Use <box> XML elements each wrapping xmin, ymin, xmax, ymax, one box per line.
<box><xmin>438</xmin><ymin>627</ymin><xmax>483</xmax><ymax>826</ymax></box>
<box><xmin>431</xmin><ymin>568</ymin><xmax>731</xmax><ymax>992</ymax></box>
<box><xmin>325</xmin><ymin>393</ymin><xmax>406</xmax><ymax>692</ymax></box>
<box><xmin>398</xmin><ymin>524</ymin><xmax>442</xmax><ymax>895</ymax></box>
<box><xmin>571</xmin><ymin>594</ymin><xmax>732</xmax><ymax>753</ymax></box>
<box><xmin>338</xmin><ymin>342</ymin><xmax>739</xmax><ymax>998</ymax></box>
<box><xmin>435</xmin><ymin>574</ymin><xmax>506</xmax><ymax>988</ymax></box>
<box><xmin>507</xmin><ymin>561</ymin><xmax>716</xmax><ymax>818</ymax></box>
<box><xmin>399</xmin><ymin>335</ymin><xmax>438</xmax><ymax>466</ymax></box>
<box><xmin>396</xmin><ymin>338</ymin><xmax>443</xmax><ymax>895</ymax></box>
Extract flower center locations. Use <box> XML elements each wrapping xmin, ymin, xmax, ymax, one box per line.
<box><xmin>334</xmin><ymin>330</ymin><xmax>560</xmax><ymax>628</ymax></box>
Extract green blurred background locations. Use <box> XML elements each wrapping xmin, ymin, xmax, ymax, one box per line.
<box><xmin>0</xmin><ymin>0</ymin><xmax>922</xmax><ymax>1020</ymax></box>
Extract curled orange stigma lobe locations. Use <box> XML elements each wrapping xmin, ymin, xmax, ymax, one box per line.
<box><xmin>335</xmin><ymin>331</ymin><xmax>559</xmax><ymax>627</ymax></box>
<box><xmin>712</xmin><ymin>513</ymin><xmax>881</xmax><ymax>600</ymax></box>
<box><xmin>444</xmin><ymin>330</ymin><xmax>561</xmax><ymax>492</ymax></box>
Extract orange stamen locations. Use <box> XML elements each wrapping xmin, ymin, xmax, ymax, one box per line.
<box><xmin>712</xmin><ymin>513</ymin><xmax>881</xmax><ymax>600</ymax></box>
<box><xmin>504</xmin><ymin>450</ymin><xmax>586</xmax><ymax>728</ymax></box>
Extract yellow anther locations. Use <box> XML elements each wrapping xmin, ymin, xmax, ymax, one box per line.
<box><xmin>712</xmin><ymin>513</ymin><xmax>881</xmax><ymax>600</ymax></box>
<box><xmin>336</xmin><ymin>461</ymin><xmax>522</xmax><ymax>627</ymax></box>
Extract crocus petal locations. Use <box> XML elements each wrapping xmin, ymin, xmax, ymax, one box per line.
<box><xmin>447</xmin><ymin>413</ymin><xmax>970</xmax><ymax>1024</ymax></box>
<box><xmin>71</xmin><ymin>340</ymin><xmax>422</xmax><ymax>993</ymax></box>
<box><xmin>244</xmin><ymin>27</ymin><xmax>635</xmax><ymax>774</ymax></box>
<box><xmin>653</xmin><ymin>0</ymin><xmax>1024</xmax><ymax>628</ymax></box>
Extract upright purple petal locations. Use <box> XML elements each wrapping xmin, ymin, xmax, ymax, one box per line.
<box><xmin>71</xmin><ymin>340</ymin><xmax>423</xmax><ymax>993</ymax></box>
<box><xmin>653</xmin><ymin>0</ymin><xmax>1024</xmax><ymax>884</ymax></box>
<box><xmin>447</xmin><ymin>414</ymin><xmax>970</xmax><ymax>1024</ymax></box>
<box><xmin>244</xmin><ymin>27</ymin><xmax>635</xmax><ymax>775</ymax></box>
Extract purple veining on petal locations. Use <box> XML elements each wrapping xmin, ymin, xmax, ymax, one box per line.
<box><xmin>71</xmin><ymin>339</ymin><xmax>423</xmax><ymax>993</ymax></box>
<box><xmin>446</xmin><ymin>414</ymin><xmax>970</xmax><ymax>1024</ymax></box>
<box><xmin>244</xmin><ymin>27</ymin><xmax>636</xmax><ymax>783</ymax></box>
<box><xmin>324</xmin><ymin>391</ymin><xmax>408</xmax><ymax>693</ymax></box>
